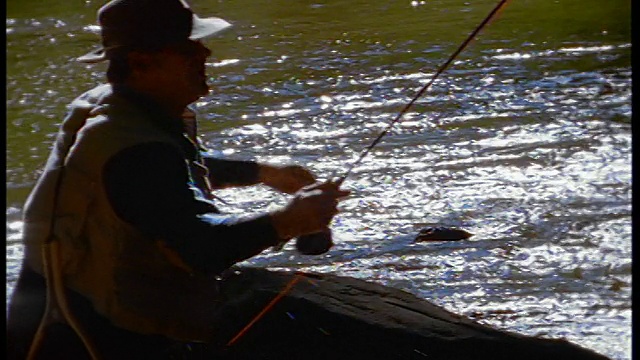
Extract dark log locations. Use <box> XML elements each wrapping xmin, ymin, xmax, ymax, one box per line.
<box><xmin>8</xmin><ymin>266</ymin><xmax>610</xmax><ymax>360</ymax></box>
<box><xmin>211</xmin><ymin>267</ymin><xmax>609</xmax><ymax>360</ymax></box>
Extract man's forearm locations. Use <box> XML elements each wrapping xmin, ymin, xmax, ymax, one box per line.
<box><xmin>202</xmin><ymin>155</ymin><xmax>261</xmax><ymax>188</ymax></box>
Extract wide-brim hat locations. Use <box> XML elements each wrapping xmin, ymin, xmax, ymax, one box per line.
<box><xmin>77</xmin><ymin>0</ymin><xmax>232</xmax><ymax>63</ymax></box>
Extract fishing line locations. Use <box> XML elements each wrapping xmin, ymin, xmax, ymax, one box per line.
<box><xmin>226</xmin><ymin>0</ymin><xmax>510</xmax><ymax>347</ymax></box>
<box><xmin>226</xmin><ymin>273</ymin><xmax>304</xmax><ymax>346</ymax></box>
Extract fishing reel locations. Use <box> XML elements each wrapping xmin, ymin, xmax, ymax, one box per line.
<box><xmin>295</xmin><ymin>228</ymin><xmax>333</xmax><ymax>255</ymax></box>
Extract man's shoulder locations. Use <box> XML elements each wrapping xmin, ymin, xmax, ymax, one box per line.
<box><xmin>70</xmin><ymin>84</ymin><xmax>113</xmax><ymax>110</ymax></box>
<box><xmin>64</xmin><ymin>83</ymin><xmax>186</xmax><ymax>162</ymax></box>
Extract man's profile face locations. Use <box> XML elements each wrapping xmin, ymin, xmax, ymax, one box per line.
<box><xmin>139</xmin><ymin>40</ymin><xmax>213</xmax><ymax>106</ymax></box>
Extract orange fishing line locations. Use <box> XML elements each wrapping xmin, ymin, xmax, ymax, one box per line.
<box><xmin>226</xmin><ymin>273</ymin><xmax>303</xmax><ymax>346</ymax></box>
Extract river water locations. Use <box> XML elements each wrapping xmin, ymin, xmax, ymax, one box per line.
<box><xmin>6</xmin><ymin>0</ymin><xmax>631</xmax><ymax>359</ymax></box>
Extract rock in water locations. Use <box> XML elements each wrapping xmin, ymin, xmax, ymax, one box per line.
<box><xmin>210</xmin><ymin>267</ymin><xmax>609</xmax><ymax>360</ymax></box>
<box><xmin>9</xmin><ymin>267</ymin><xmax>611</xmax><ymax>360</ymax></box>
<box><xmin>415</xmin><ymin>226</ymin><xmax>474</xmax><ymax>242</ymax></box>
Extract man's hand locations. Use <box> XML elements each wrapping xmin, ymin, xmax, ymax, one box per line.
<box><xmin>270</xmin><ymin>179</ymin><xmax>350</xmax><ymax>240</ymax></box>
<box><xmin>258</xmin><ymin>164</ymin><xmax>316</xmax><ymax>194</ymax></box>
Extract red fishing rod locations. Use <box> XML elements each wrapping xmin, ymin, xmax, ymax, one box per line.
<box><xmin>228</xmin><ymin>0</ymin><xmax>510</xmax><ymax>347</ymax></box>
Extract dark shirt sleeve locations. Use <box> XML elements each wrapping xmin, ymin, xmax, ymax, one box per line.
<box><xmin>202</xmin><ymin>155</ymin><xmax>260</xmax><ymax>188</ymax></box>
<box><xmin>103</xmin><ymin>142</ymin><xmax>282</xmax><ymax>275</ymax></box>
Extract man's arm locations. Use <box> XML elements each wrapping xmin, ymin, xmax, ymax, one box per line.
<box><xmin>202</xmin><ymin>156</ymin><xmax>261</xmax><ymax>188</ymax></box>
<box><xmin>103</xmin><ymin>143</ymin><xmax>283</xmax><ymax>275</ymax></box>
<box><xmin>203</xmin><ymin>154</ymin><xmax>316</xmax><ymax>194</ymax></box>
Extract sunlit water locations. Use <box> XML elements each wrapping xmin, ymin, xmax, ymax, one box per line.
<box><xmin>6</xmin><ymin>1</ymin><xmax>631</xmax><ymax>359</ymax></box>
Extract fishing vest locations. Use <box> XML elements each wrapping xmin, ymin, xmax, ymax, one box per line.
<box><xmin>22</xmin><ymin>84</ymin><xmax>223</xmax><ymax>342</ymax></box>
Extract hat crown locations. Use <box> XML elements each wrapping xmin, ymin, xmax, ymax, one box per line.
<box><xmin>97</xmin><ymin>0</ymin><xmax>194</xmax><ymax>48</ymax></box>
<box><xmin>77</xmin><ymin>0</ymin><xmax>232</xmax><ymax>63</ymax></box>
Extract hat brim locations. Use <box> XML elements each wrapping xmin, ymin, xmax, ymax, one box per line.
<box><xmin>77</xmin><ymin>48</ymin><xmax>109</xmax><ymax>63</ymax></box>
<box><xmin>190</xmin><ymin>15</ymin><xmax>232</xmax><ymax>40</ymax></box>
<box><xmin>77</xmin><ymin>15</ymin><xmax>232</xmax><ymax>63</ymax></box>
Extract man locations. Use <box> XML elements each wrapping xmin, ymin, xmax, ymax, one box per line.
<box><xmin>7</xmin><ymin>0</ymin><xmax>348</xmax><ymax>358</ymax></box>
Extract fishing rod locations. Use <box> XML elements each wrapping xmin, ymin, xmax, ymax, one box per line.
<box><xmin>296</xmin><ymin>0</ymin><xmax>510</xmax><ymax>255</ymax></box>
<box><xmin>228</xmin><ymin>0</ymin><xmax>510</xmax><ymax>347</ymax></box>
<box><xmin>337</xmin><ymin>0</ymin><xmax>509</xmax><ymax>185</ymax></box>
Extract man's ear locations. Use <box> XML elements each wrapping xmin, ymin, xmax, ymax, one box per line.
<box><xmin>127</xmin><ymin>51</ymin><xmax>156</xmax><ymax>73</ymax></box>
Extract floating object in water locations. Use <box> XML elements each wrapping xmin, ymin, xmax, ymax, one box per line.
<box><xmin>415</xmin><ymin>227</ymin><xmax>473</xmax><ymax>242</ymax></box>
